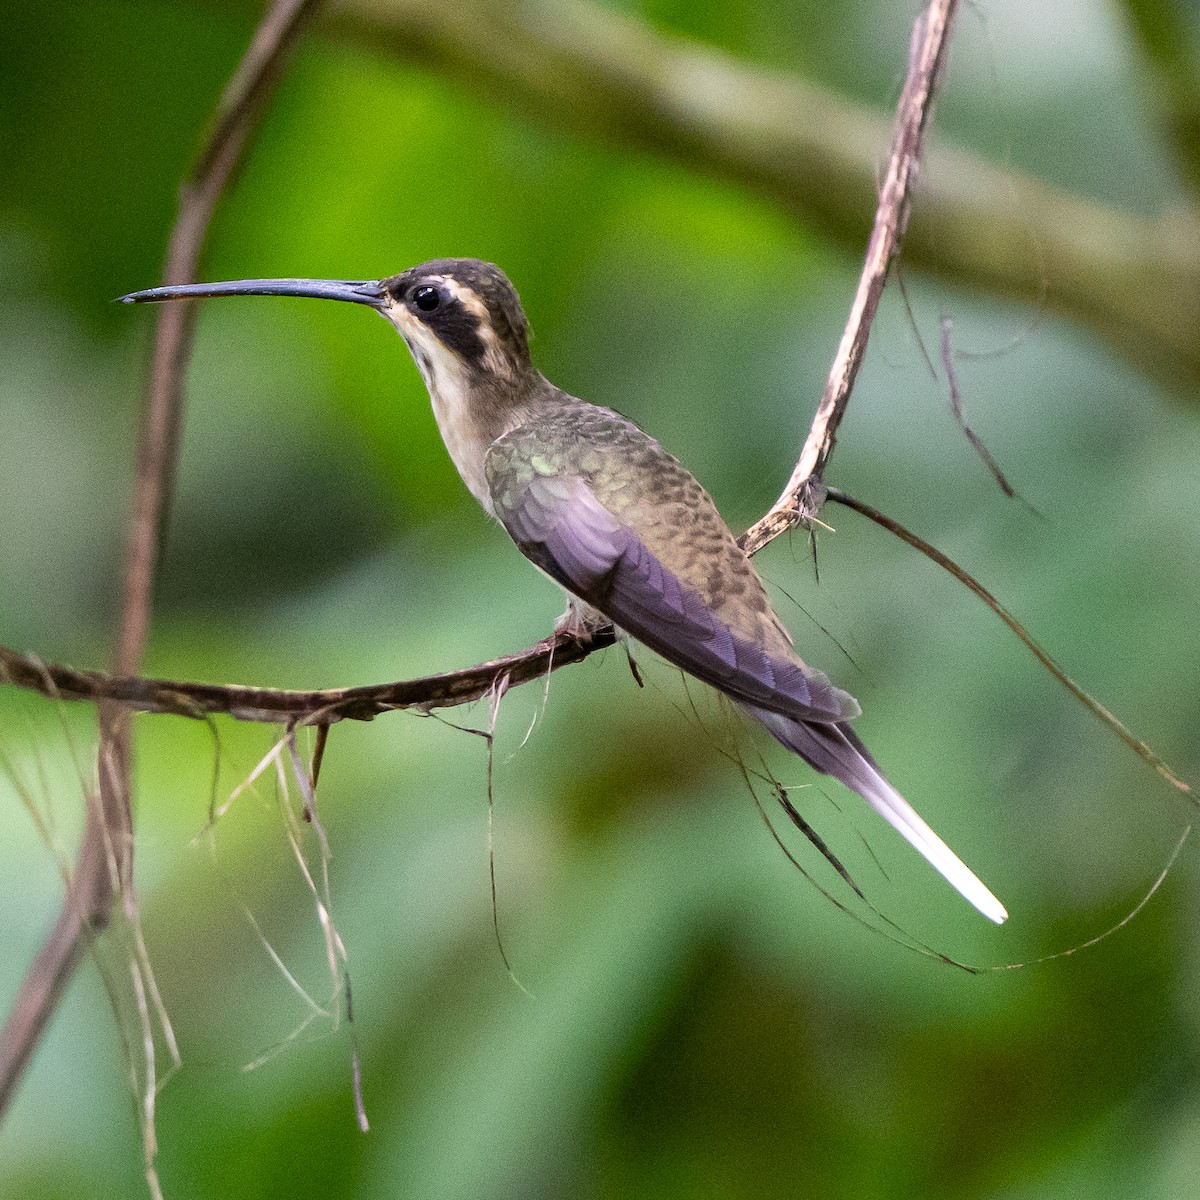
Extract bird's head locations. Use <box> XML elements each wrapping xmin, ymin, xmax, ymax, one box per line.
<box><xmin>121</xmin><ymin>256</ymin><xmax>536</xmax><ymax>400</ymax></box>
<box><xmin>122</xmin><ymin>257</ymin><xmax>546</xmax><ymax>507</ymax></box>
<box><xmin>376</xmin><ymin>258</ymin><xmax>532</xmax><ymax>387</ymax></box>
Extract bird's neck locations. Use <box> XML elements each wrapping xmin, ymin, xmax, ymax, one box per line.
<box><xmin>419</xmin><ymin>351</ymin><xmax>556</xmax><ymax>514</ymax></box>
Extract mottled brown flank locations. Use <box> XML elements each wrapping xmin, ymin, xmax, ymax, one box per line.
<box><xmin>487</xmin><ymin>396</ymin><xmax>791</xmax><ymax>652</ymax></box>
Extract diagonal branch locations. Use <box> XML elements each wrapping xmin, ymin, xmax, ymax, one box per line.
<box><xmin>0</xmin><ymin>0</ymin><xmax>324</xmax><ymax>1124</ymax></box>
<box><xmin>741</xmin><ymin>0</ymin><xmax>956</xmax><ymax>553</ymax></box>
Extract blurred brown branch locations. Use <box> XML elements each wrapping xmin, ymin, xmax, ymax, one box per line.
<box><xmin>329</xmin><ymin>0</ymin><xmax>1200</xmax><ymax>387</ymax></box>
<box><xmin>0</xmin><ymin>0</ymin><xmax>324</xmax><ymax>1129</ymax></box>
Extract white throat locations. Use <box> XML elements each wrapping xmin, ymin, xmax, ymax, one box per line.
<box><xmin>383</xmin><ymin>306</ymin><xmax>496</xmax><ymax>514</ymax></box>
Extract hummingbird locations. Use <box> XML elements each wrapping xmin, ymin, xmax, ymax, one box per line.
<box><xmin>122</xmin><ymin>258</ymin><xmax>1006</xmax><ymax>924</ymax></box>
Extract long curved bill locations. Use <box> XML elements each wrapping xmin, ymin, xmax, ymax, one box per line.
<box><xmin>119</xmin><ymin>278</ymin><xmax>387</xmax><ymax>307</ymax></box>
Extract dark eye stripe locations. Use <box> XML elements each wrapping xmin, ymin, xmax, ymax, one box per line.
<box><xmin>432</xmin><ymin>308</ymin><xmax>487</xmax><ymax>365</ymax></box>
<box><xmin>404</xmin><ymin>283</ymin><xmax>487</xmax><ymax>366</ymax></box>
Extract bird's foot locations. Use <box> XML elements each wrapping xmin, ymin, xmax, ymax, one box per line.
<box><xmin>554</xmin><ymin>595</ymin><xmax>609</xmax><ymax>640</ymax></box>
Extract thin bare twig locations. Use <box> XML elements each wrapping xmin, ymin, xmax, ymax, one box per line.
<box><xmin>0</xmin><ymin>0</ymin><xmax>323</xmax><ymax>1127</ymax></box>
<box><xmin>826</xmin><ymin>486</ymin><xmax>1191</xmax><ymax>796</ymax></box>
<box><xmin>938</xmin><ymin>317</ymin><xmax>1044</xmax><ymax>520</ymax></box>
<box><xmin>940</xmin><ymin>317</ymin><xmax>1017</xmax><ymax>498</ymax></box>
<box><xmin>990</xmin><ymin>825</ymin><xmax>1191</xmax><ymax>969</ymax></box>
<box><xmin>281</xmin><ymin>731</ymin><xmax>368</xmax><ymax>1128</ymax></box>
<box><xmin>741</xmin><ymin>0</ymin><xmax>957</xmax><ymax>553</ymax></box>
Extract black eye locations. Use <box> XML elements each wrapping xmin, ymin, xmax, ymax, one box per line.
<box><xmin>412</xmin><ymin>285</ymin><xmax>441</xmax><ymax>312</ymax></box>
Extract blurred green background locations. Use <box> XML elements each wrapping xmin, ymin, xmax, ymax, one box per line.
<box><xmin>3</xmin><ymin>1</ymin><xmax>1200</xmax><ymax>1196</ymax></box>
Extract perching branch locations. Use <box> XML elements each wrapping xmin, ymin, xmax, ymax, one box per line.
<box><xmin>329</xmin><ymin>0</ymin><xmax>1200</xmax><ymax>388</ymax></box>
<box><xmin>0</xmin><ymin>0</ymin><xmax>324</xmax><ymax>1127</ymax></box>
<box><xmin>0</xmin><ymin>631</ymin><xmax>614</xmax><ymax>727</ymax></box>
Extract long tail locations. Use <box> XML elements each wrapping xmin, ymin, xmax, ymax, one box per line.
<box><xmin>743</xmin><ymin>705</ymin><xmax>1007</xmax><ymax>924</ymax></box>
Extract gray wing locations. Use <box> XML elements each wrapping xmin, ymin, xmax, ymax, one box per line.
<box><xmin>496</xmin><ymin>473</ymin><xmax>857</xmax><ymax>723</ymax></box>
